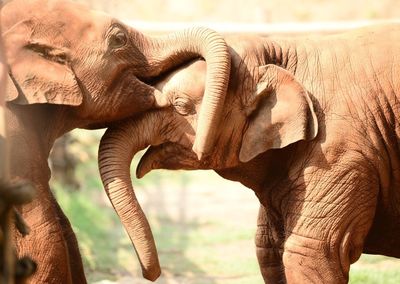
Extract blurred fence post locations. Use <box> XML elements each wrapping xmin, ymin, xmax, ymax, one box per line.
<box><xmin>0</xmin><ymin>8</ymin><xmax>14</xmax><ymax>282</ymax></box>
<box><xmin>0</xmin><ymin>7</ymin><xmax>36</xmax><ymax>283</ymax></box>
<box><xmin>0</xmin><ymin>1</ymin><xmax>7</xmax><ymax>183</ymax></box>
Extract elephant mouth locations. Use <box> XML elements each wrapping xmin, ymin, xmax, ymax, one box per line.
<box><xmin>136</xmin><ymin>142</ymin><xmax>203</xmax><ymax>179</ymax></box>
<box><xmin>141</xmin><ymin>59</ymin><xmax>202</xmax><ymax>85</ymax></box>
<box><xmin>106</xmin><ymin>65</ymin><xmax>162</xmax><ymax>94</ymax></box>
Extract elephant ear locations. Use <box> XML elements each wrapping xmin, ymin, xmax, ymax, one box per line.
<box><xmin>3</xmin><ymin>21</ymin><xmax>82</xmax><ymax>106</ymax></box>
<box><xmin>239</xmin><ymin>64</ymin><xmax>318</xmax><ymax>163</ymax></box>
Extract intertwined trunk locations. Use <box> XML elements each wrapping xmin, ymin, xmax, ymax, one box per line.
<box><xmin>98</xmin><ymin>113</ymin><xmax>162</xmax><ymax>281</ymax></box>
<box><xmin>139</xmin><ymin>27</ymin><xmax>231</xmax><ymax>159</ymax></box>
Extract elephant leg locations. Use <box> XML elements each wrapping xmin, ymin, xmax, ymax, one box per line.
<box><xmin>282</xmin><ymin>170</ymin><xmax>378</xmax><ymax>284</ymax></box>
<box><xmin>53</xmin><ymin>198</ymin><xmax>87</xmax><ymax>284</ymax></box>
<box><xmin>255</xmin><ymin>204</ymin><xmax>285</xmax><ymax>284</ymax></box>
<box><xmin>15</xmin><ymin>188</ymin><xmax>73</xmax><ymax>284</ymax></box>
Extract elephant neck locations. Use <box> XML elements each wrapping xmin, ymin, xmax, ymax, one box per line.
<box><xmin>6</xmin><ymin>104</ymin><xmax>72</xmax><ymax>184</ymax></box>
<box><xmin>216</xmin><ymin>143</ymin><xmax>299</xmax><ymax>200</ymax></box>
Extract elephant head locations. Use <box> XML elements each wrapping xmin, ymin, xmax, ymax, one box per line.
<box><xmin>2</xmin><ymin>0</ymin><xmax>230</xmax><ymax>158</ymax></box>
<box><xmin>98</xmin><ymin>52</ymin><xmax>318</xmax><ymax>280</ymax></box>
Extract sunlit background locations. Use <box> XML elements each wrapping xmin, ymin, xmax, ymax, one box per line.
<box><xmin>49</xmin><ymin>1</ymin><xmax>400</xmax><ymax>283</ymax></box>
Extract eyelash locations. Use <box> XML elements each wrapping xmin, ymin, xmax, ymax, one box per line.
<box><xmin>173</xmin><ymin>96</ymin><xmax>196</xmax><ymax>116</ymax></box>
<box><xmin>107</xmin><ymin>24</ymin><xmax>128</xmax><ymax>49</ymax></box>
<box><xmin>109</xmin><ymin>32</ymin><xmax>127</xmax><ymax>48</ymax></box>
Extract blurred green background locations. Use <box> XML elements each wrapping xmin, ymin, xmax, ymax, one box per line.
<box><xmin>49</xmin><ymin>1</ymin><xmax>400</xmax><ymax>283</ymax></box>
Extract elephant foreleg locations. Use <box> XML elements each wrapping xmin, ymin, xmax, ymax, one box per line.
<box><xmin>282</xmin><ymin>169</ymin><xmax>378</xmax><ymax>284</ymax></box>
<box><xmin>15</xmin><ymin>186</ymin><xmax>74</xmax><ymax>284</ymax></box>
<box><xmin>53</xmin><ymin>199</ymin><xmax>87</xmax><ymax>284</ymax></box>
<box><xmin>255</xmin><ymin>204</ymin><xmax>285</xmax><ymax>284</ymax></box>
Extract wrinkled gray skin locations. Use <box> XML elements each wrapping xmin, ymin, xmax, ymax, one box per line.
<box><xmin>3</xmin><ymin>0</ymin><xmax>230</xmax><ymax>283</ymax></box>
<box><xmin>99</xmin><ymin>24</ymin><xmax>400</xmax><ymax>283</ymax></box>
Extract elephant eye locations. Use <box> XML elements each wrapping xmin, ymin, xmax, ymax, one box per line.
<box><xmin>173</xmin><ymin>96</ymin><xmax>196</xmax><ymax>116</ymax></box>
<box><xmin>109</xmin><ymin>31</ymin><xmax>127</xmax><ymax>49</ymax></box>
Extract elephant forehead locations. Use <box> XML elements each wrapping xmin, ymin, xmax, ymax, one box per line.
<box><xmin>55</xmin><ymin>3</ymin><xmax>111</xmax><ymax>43</ymax></box>
<box><xmin>155</xmin><ymin>60</ymin><xmax>206</xmax><ymax>102</ymax></box>
<box><xmin>2</xmin><ymin>0</ymin><xmax>110</xmax><ymax>47</ymax></box>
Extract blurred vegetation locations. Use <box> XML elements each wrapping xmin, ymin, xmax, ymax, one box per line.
<box><xmin>351</xmin><ymin>255</ymin><xmax>400</xmax><ymax>284</ymax></box>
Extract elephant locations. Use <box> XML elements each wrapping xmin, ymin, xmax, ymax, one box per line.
<box><xmin>2</xmin><ymin>0</ymin><xmax>230</xmax><ymax>282</ymax></box>
<box><xmin>98</xmin><ymin>24</ymin><xmax>400</xmax><ymax>283</ymax></box>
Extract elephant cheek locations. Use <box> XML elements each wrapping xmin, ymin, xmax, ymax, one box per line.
<box><xmin>136</xmin><ymin>143</ymin><xmax>198</xmax><ymax>178</ymax></box>
<box><xmin>95</xmin><ymin>92</ymin><xmax>154</xmax><ymax>124</ymax></box>
<box><xmin>121</xmin><ymin>93</ymin><xmax>155</xmax><ymax>116</ymax></box>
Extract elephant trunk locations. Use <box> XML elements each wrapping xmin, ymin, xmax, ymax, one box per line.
<box><xmin>140</xmin><ymin>27</ymin><xmax>231</xmax><ymax>159</ymax></box>
<box><xmin>98</xmin><ymin>113</ymin><xmax>162</xmax><ymax>281</ymax></box>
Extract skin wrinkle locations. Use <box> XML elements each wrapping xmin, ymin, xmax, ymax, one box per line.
<box><xmin>305</xmin><ymin>45</ymin><xmax>321</xmax><ymax>97</ymax></box>
<box><xmin>238</xmin><ymin>61</ymin><xmax>250</xmax><ymax>109</ymax></box>
<box><xmin>349</xmin><ymin>70</ymin><xmax>397</xmax><ymax>211</ymax></box>
<box><xmin>312</xmin><ymin>169</ymin><xmax>363</xmax><ymax>201</ymax></box>
<box><xmin>271</xmin><ymin>145</ymin><xmax>309</xmax><ymax>220</ymax></box>
<box><xmin>355</xmin><ymin>120</ymin><xmax>389</xmax><ymax>176</ymax></box>
<box><xmin>295</xmin><ymin>41</ymin><xmax>312</xmax><ymax>85</ymax></box>
<box><xmin>261</xmin><ymin>176</ymin><xmax>289</xmax><ymax>230</ymax></box>
<box><xmin>255</xmin><ymin>205</ymin><xmax>286</xmax><ymax>283</ymax></box>
<box><xmin>313</xmin><ymin>47</ymin><xmax>326</xmax><ymax>101</ymax></box>
<box><xmin>292</xmin><ymin>196</ymin><xmax>372</xmax><ymax>238</ymax></box>
<box><xmin>296</xmin><ymin>169</ymin><xmax>378</xmax><ymax>242</ymax></box>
